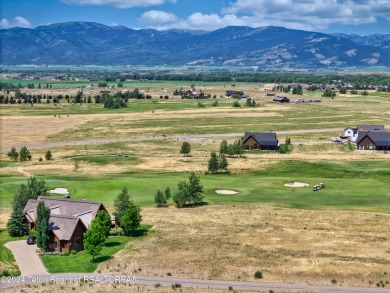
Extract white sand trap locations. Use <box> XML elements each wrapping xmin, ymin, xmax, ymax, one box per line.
<box><xmin>284</xmin><ymin>182</ymin><xmax>309</xmax><ymax>187</ymax></box>
<box><xmin>49</xmin><ymin>188</ymin><xmax>70</xmax><ymax>195</ymax></box>
<box><xmin>215</xmin><ymin>189</ymin><xmax>239</xmax><ymax>195</ymax></box>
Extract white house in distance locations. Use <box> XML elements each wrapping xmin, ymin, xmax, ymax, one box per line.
<box><xmin>344</xmin><ymin>125</ymin><xmax>385</xmax><ymax>142</ymax></box>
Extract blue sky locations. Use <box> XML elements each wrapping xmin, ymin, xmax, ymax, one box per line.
<box><xmin>1</xmin><ymin>0</ymin><xmax>389</xmax><ymax>35</ymax></box>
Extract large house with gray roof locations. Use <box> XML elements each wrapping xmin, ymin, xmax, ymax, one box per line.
<box><xmin>344</xmin><ymin>125</ymin><xmax>385</xmax><ymax>142</ymax></box>
<box><xmin>356</xmin><ymin>131</ymin><xmax>390</xmax><ymax>151</ymax></box>
<box><xmin>243</xmin><ymin>132</ymin><xmax>279</xmax><ymax>151</ymax></box>
<box><xmin>23</xmin><ymin>196</ymin><xmax>108</xmax><ymax>253</ymax></box>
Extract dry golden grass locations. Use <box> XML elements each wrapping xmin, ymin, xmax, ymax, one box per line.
<box><xmin>101</xmin><ymin>205</ymin><xmax>390</xmax><ymax>287</ymax></box>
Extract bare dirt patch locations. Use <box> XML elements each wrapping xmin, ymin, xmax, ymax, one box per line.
<box><xmin>101</xmin><ymin>205</ymin><xmax>390</xmax><ymax>287</ymax></box>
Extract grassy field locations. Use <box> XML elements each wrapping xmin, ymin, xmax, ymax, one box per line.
<box><xmin>40</xmin><ymin>224</ymin><xmax>151</xmax><ymax>273</ymax></box>
<box><xmin>1</xmin><ymin>160</ymin><xmax>389</xmax><ymax>213</ymax></box>
<box><xmin>1</xmin><ymin>81</ymin><xmax>390</xmax><ymax>286</ymax></box>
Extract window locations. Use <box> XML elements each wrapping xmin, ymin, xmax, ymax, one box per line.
<box><xmin>75</xmin><ymin>238</ymin><xmax>81</xmax><ymax>246</ymax></box>
<box><xmin>55</xmin><ymin>241</ymin><xmax>59</xmax><ymax>248</ymax></box>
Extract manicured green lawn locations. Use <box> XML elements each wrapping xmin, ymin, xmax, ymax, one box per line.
<box><xmin>0</xmin><ymin>229</ymin><xmax>26</xmax><ymax>276</ymax></box>
<box><xmin>1</xmin><ymin>160</ymin><xmax>389</xmax><ymax>212</ymax></box>
<box><xmin>40</xmin><ymin>224</ymin><xmax>151</xmax><ymax>273</ymax></box>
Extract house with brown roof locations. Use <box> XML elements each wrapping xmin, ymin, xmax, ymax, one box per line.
<box><xmin>243</xmin><ymin>132</ymin><xmax>279</xmax><ymax>151</ymax></box>
<box><xmin>23</xmin><ymin>196</ymin><xmax>109</xmax><ymax>253</ymax></box>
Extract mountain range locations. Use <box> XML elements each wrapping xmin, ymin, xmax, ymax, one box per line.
<box><xmin>1</xmin><ymin>21</ymin><xmax>389</xmax><ymax>68</ymax></box>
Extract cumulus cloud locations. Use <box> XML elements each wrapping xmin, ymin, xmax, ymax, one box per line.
<box><xmin>145</xmin><ymin>0</ymin><xmax>389</xmax><ymax>31</ymax></box>
<box><xmin>222</xmin><ymin>0</ymin><xmax>390</xmax><ymax>30</ymax></box>
<box><xmin>61</xmin><ymin>0</ymin><xmax>176</xmax><ymax>8</ymax></box>
<box><xmin>140</xmin><ymin>10</ymin><xmax>178</xmax><ymax>24</ymax></box>
<box><xmin>0</xmin><ymin>16</ymin><xmax>31</xmax><ymax>29</ymax></box>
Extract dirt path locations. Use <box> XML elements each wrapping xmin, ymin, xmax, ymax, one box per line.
<box><xmin>0</xmin><ymin>127</ymin><xmax>347</xmax><ymax>152</ymax></box>
<box><xmin>15</xmin><ymin>167</ymin><xmax>32</xmax><ymax>177</ymax></box>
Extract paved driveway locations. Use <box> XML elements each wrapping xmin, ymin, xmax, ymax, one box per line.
<box><xmin>5</xmin><ymin>240</ymin><xmax>47</xmax><ymax>276</ymax></box>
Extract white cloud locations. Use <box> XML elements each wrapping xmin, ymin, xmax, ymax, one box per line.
<box><xmin>144</xmin><ymin>0</ymin><xmax>390</xmax><ymax>32</ymax></box>
<box><xmin>61</xmin><ymin>0</ymin><xmax>176</xmax><ymax>8</ymax></box>
<box><xmin>221</xmin><ymin>0</ymin><xmax>390</xmax><ymax>31</ymax></box>
<box><xmin>0</xmin><ymin>16</ymin><xmax>31</xmax><ymax>29</ymax></box>
<box><xmin>140</xmin><ymin>10</ymin><xmax>178</xmax><ymax>24</ymax></box>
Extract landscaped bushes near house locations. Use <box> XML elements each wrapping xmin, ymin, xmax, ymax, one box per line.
<box><xmin>109</xmin><ymin>228</ymin><xmax>124</xmax><ymax>236</ymax></box>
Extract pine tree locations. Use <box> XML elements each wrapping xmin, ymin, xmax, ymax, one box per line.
<box><xmin>154</xmin><ymin>190</ymin><xmax>167</xmax><ymax>207</ymax></box>
<box><xmin>45</xmin><ymin>150</ymin><xmax>52</xmax><ymax>160</ymax></box>
<box><xmin>36</xmin><ymin>201</ymin><xmax>50</xmax><ymax>251</ymax></box>
<box><xmin>113</xmin><ymin>187</ymin><xmax>130</xmax><ymax>225</ymax></box>
<box><xmin>188</xmin><ymin>172</ymin><xmax>203</xmax><ymax>204</ymax></box>
<box><xmin>180</xmin><ymin>141</ymin><xmax>191</xmax><ymax>156</ymax></box>
<box><xmin>173</xmin><ymin>180</ymin><xmax>188</xmax><ymax>208</ymax></box>
<box><xmin>208</xmin><ymin>152</ymin><xmax>219</xmax><ymax>173</ymax></box>
<box><xmin>7</xmin><ymin>147</ymin><xmax>19</xmax><ymax>161</ymax></box>
<box><xmin>7</xmin><ymin>207</ymin><xmax>25</xmax><ymax>236</ymax></box>
<box><xmin>164</xmin><ymin>187</ymin><xmax>171</xmax><ymax>201</ymax></box>
<box><xmin>220</xmin><ymin>140</ymin><xmax>228</xmax><ymax>154</ymax></box>
<box><xmin>19</xmin><ymin>146</ymin><xmax>31</xmax><ymax>161</ymax></box>
<box><xmin>219</xmin><ymin>154</ymin><xmax>229</xmax><ymax>172</ymax></box>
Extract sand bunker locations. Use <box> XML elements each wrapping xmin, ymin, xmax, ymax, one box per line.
<box><xmin>49</xmin><ymin>188</ymin><xmax>70</xmax><ymax>195</ymax></box>
<box><xmin>284</xmin><ymin>182</ymin><xmax>309</xmax><ymax>187</ymax></box>
<box><xmin>215</xmin><ymin>189</ymin><xmax>239</xmax><ymax>195</ymax></box>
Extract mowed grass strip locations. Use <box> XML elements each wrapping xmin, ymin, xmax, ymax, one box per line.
<box><xmin>1</xmin><ymin>160</ymin><xmax>389</xmax><ymax>213</ymax></box>
<box><xmin>40</xmin><ymin>224</ymin><xmax>151</xmax><ymax>273</ymax></box>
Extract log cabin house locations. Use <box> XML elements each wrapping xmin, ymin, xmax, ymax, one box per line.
<box><xmin>243</xmin><ymin>132</ymin><xmax>279</xmax><ymax>151</ymax></box>
<box><xmin>23</xmin><ymin>196</ymin><xmax>111</xmax><ymax>253</ymax></box>
<box><xmin>356</xmin><ymin>132</ymin><xmax>390</xmax><ymax>151</ymax></box>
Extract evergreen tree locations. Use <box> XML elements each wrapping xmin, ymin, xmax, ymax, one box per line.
<box><xmin>154</xmin><ymin>190</ymin><xmax>167</xmax><ymax>207</ymax></box>
<box><xmin>208</xmin><ymin>152</ymin><xmax>219</xmax><ymax>173</ymax></box>
<box><xmin>113</xmin><ymin>187</ymin><xmax>130</xmax><ymax>225</ymax></box>
<box><xmin>121</xmin><ymin>201</ymin><xmax>142</xmax><ymax>236</ymax></box>
<box><xmin>188</xmin><ymin>172</ymin><xmax>203</xmax><ymax>204</ymax></box>
<box><xmin>7</xmin><ymin>147</ymin><xmax>19</xmax><ymax>161</ymax></box>
<box><xmin>7</xmin><ymin>207</ymin><xmax>25</xmax><ymax>236</ymax></box>
<box><xmin>173</xmin><ymin>180</ymin><xmax>188</xmax><ymax>208</ymax></box>
<box><xmin>19</xmin><ymin>146</ymin><xmax>31</xmax><ymax>161</ymax></box>
<box><xmin>180</xmin><ymin>141</ymin><xmax>191</xmax><ymax>156</ymax></box>
<box><xmin>164</xmin><ymin>187</ymin><xmax>171</xmax><ymax>200</ymax></box>
<box><xmin>36</xmin><ymin>201</ymin><xmax>50</xmax><ymax>251</ymax></box>
<box><xmin>45</xmin><ymin>150</ymin><xmax>52</xmax><ymax>160</ymax></box>
<box><xmin>220</xmin><ymin>140</ymin><xmax>228</xmax><ymax>154</ymax></box>
<box><xmin>219</xmin><ymin>154</ymin><xmax>229</xmax><ymax>172</ymax></box>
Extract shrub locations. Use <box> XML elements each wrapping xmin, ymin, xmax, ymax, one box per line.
<box><xmin>254</xmin><ymin>270</ymin><xmax>263</xmax><ymax>279</ymax></box>
<box><xmin>38</xmin><ymin>157</ymin><xmax>43</xmax><ymax>161</ymax></box>
<box><xmin>109</xmin><ymin>228</ymin><xmax>124</xmax><ymax>236</ymax></box>
<box><xmin>62</xmin><ymin>251</ymin><xmax>69</xmax><ymax>256</ymax></box>
<box><xmin>167</xmin><ymin>272</ymin><xmax>172</xmax><ymax>276</ymax></box>
<box><xmin>155</xmin><ymin>283</ymin><xmax>161</xmax><ymax>288</ymax></box>
<box><xmin>71</xmin><ymin>250</ymin><xmax>77</xmax><ymax>255</ymax></box>
<box><xmin>331</xmin><ymin>279</ymin><xmax>337</xmax><ymax>284</ymax></box>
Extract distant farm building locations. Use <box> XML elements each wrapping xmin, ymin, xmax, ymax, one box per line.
<box><xmin>180</xmin><ymin>88</ymin><xmax>204</xmax><ymax>99</ymax></box>
<box><xmin>243</xmin><ymin>132</ymin><xmax>279</xmax><ymax>151</ymax></box>
<box><xmin>273</xmin><ymin>96</ymin><xmax>290</xmax><ymax>103</ymax></box>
